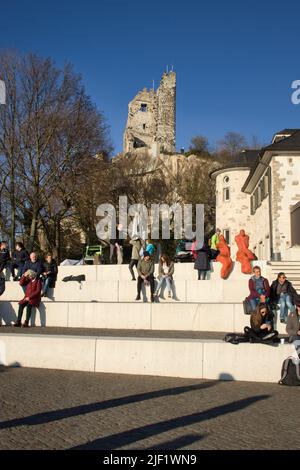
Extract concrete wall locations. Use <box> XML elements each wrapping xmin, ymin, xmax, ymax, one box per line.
<box><xmin>0</xmin><ymin>333</ymin><xmax>291</xmax><ymax>382</ymax></box>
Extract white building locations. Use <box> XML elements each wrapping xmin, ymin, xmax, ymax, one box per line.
<box><xmin>211</xmin><ymin>129</ymin><xmax>300</xmax><ymax>261</ymax></box>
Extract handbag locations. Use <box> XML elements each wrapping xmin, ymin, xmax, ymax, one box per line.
<box><xmin>243</xmin><ymin>299</ymin><xmax>252</xmax><ymax>315</ymax></box>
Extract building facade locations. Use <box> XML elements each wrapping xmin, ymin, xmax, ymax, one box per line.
<box><xmin>211</xmin><ymin>130</ymin><xmax>300</xmax><ymax>261</ymax></box>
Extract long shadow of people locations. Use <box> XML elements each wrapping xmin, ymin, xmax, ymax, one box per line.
<box><xmin>0</xmin><ymin>302</ymin><xmax>17</xmax><ymax>326</ymax></box>
<box><xmin>0</xmin><ymin>381</ymin><xmax>217</xmax><ymax>430</ymax></box>
<box><xmin>70</xmin><ymin>394</ymin><xmax>270</xmax><ymax>450</ymax></box>
<box><xmin>30</xmin><ymin>303</ymin><xmax>46</xmax><ymax>327</ymax></box>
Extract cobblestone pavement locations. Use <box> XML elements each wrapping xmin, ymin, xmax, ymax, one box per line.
<box><xmin>0</xmin><ymin>367</ymin><xmax>299</xmax><ymax>450</ymax></box>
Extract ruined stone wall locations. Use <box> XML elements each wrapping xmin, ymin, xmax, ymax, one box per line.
<box><xmin>123</xmin><ymin>72</ymin><xmax>176</xmax><ymax>157</ymax></box>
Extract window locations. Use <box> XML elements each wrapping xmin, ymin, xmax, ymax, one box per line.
<box><xmin>143</xmin><ymin>124</ymin><xmax>146</xmax><ymax>130</ymax></box>
<box><xmin>223</xmin><ymin>175</ymin><xmax>230</xmax><ymax>183</ymax></box>
<box><xmin>140</xmin><ymin>103</ymin><xmax>147</xmax><ymax>112</ymax></box>
<box><xmin>223</xmin><ymin>229</ymin><xmax>230</xmax><ymax>244</ymax></box>
<box><xmin>223</xmin><ymin>187</ymin><xmax>230</xmax><ymax>202</ymax></box>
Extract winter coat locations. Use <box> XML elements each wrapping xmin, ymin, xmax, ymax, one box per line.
<box><xmin>247</xmin><ymin>277</ymin><xmax>270</xmax><ymax>301</ymax></box>
<box><xmin>130</xmin><ymin>239</ymin><xmax>142</xmax><ymax>261</ymax></box>
<box><xmin>145</xmin><ymin>243</ymin><xmax>155</xmax><ymax>256</ymax></box>
<box><xmin>22</xmin><ymin>259</ymin><xmax>44</xmax><ymax>278</ymax></box>
<box><xmin>137</xmin><ymin>259</ymin><xmax>154</xmax><ymax>277</ymax></box>
<box><xmin>19</xmin><ymin>275</ymin><xmax>42</xmax><ymax>307</ymax></box>
<box><xmin>270</xmin><ymin>279</ymin><xmax>298</xmax><ymax>305</ymax></box>
<box><xmin>158</xmin><ymin>261</ymin><xmax>174</xmax><ymax>280</ymax></box>
<box><xmin>286</xmin><ymin>311</ymin><xmax>300</xmax><ymax>342</ymax></box>
<box><xmin>194</xmin><ymin>245</ymin><xmax>211</xmax><ymax>271</ymax></box>
<box><xmin>11</xmin><ymin>249</ymin><xmax>29</xmax><ymax>267</ymax></box>
<box><xmin>0</xmin><ymin>248</ymin><xmax>10</xmax><ymax>269</ymax></box>
<box><xmin>43</xmin><ymin>260</ymin><xmax>58</xmax><ymax>287</ymax></box>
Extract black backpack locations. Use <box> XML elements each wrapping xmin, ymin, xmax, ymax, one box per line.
<box><xmin>279</xmin><ymin>357</ymin><xmax>300</xmax><ymax>386</ymax></box>
<box><xmin>62</xmin><ymin>275</ymin><xmax>86</xmax><ymax>283</ymax></box>
<box><xmin>0</xmin><ymin>276</ymin><xmax>5</xmax><ymax>296</ymax></box>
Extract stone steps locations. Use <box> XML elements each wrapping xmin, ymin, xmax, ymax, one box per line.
<box><xmin>0</xmin><ymin>330</ymin><xmax>290</xmax><ymax>383</ymax></box>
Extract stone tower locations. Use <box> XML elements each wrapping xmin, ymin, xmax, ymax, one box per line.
<box><xmin>123</xmin><ymin>71</ymin><xmax>176</xmax><ymax>157</ymax></box>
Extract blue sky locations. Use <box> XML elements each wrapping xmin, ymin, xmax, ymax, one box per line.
<box><xmin>0</xmin><ymin>0</ymin><xmax>299</xmax><ymax>153</ymax></box>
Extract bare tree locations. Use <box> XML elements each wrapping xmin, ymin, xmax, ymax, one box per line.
<box><xmin>217</xmin><ymin>131</ymin><xmax>247</xmax><ymax>158</ymax></box>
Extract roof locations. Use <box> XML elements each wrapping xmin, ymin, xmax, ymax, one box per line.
<box><xmin>242</xmin><ymin>130</ymin><xmax>300</xmax><ymax>193</ymax></box>
<box><xmin>210</xmin><ymin>150</ymin><xmax>260</xmax><ymax>179</ymax></box>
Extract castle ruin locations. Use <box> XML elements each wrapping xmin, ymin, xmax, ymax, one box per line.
<box><xmin>123</xmin><ymin>71</ymin><xmax>176</xmax><ymax>157</ymax></box>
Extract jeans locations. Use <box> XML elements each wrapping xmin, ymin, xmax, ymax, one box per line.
<box><xmin>129</xmin><ymin>259</ymin><xmax>138</xmax><ymax>279</ymax></box>
<box><xmin>42</xmin><ymin>277</ymin><xmax>51</xmax><ymax>296</ymax></box>
<box><xmin>17</xmin><ymin>303</ymin><xmax>33</xmax><ymax>323</ymax></box>
<box><xmin>279</xmin><ymin>294</ymin><xmax>295</xmax><ymax>322</ymax></box>
<box><xmin>116</xmin><ymin>246</ymin><xmax>123</xmax><ymax>265</ymax></box>
<box><xmin>155</xmin><ymin>276</ymin><xmax>172</xmax><ymax>294</ymax></box>
<box><xmin>137</xmin><ymin>275</ymin><xmax>155</xmax><ymax>297</ymax></box>
<box><xmin>198</xmin><ymin>270</ymin><xmax>207</xmax><ymax>280</ymax></box>
<box><xmin>249</xmin><ymin>298</ymin><xmax>259</xmax><ymax>310</ymax></box>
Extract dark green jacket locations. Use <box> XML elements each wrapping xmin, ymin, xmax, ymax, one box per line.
<box><xmin>137</xmin><ymin>259</ymin><xmax>154</xmax><ymax>277</ymax></box>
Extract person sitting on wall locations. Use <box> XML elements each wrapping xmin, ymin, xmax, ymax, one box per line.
<box><xmin>246</xmin><ymin>265</ymin><xmax>270</xmax><ymax>311</ymax></box>
<box><xmin>41</xmin><ymin>253</ymin><xmax>58</xmax><ymax>297</ymax></box>
<box><xmin>210</xmin><ymin>229</ymin><xmax>221</xmax><ymax>260</ymax></box>
<box><xmin>135</xmin><ymin>253</ymin><xmax>155</xmax><ymax>302</ymax></box>
<box><xmin>0</xmin><ymin>241</ymin><xmax>11</xmax><ymax>279</ymax></box>
<box><xmin>194</xmin><ymin>240</ymin><xmax>211</xmax><ymax>280</ymax></box>
<box><xmin>154</xmin><ymin>254</ymin><xmax>175</xmax><ymax>299</ymax></box>
<box><xmin>14</xmin><ymin>270</ymin><xmax>42</xmax><ymax>328</ymax></box>
<box><xmin>270</xmin><ymin>272</ymin><xmax>297</xmax><ymax>324</ymax></box>
<box><xmin>10</xmin><ymin>242</ymin><xmax>29</xmax><ymax>281</ymax></box>
<box><xmin>244</xmin><ymin>303</ymin><xmax>278</xmax><ymax>342</ymax></box>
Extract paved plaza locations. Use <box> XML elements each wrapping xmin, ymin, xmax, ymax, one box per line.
<box><xmin>0</xmin><ymin>366</ymin><xmax>299</xmax><ymax>450</ymax></box>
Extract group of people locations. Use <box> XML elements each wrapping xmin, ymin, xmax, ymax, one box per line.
<box><xmin>0</xmin><ymin>242</ymin><xmax>58</xmax><ymax>327</ymax></box>
<box><xmin>241</xmin><ymin>265</ymin><xmax>300</xmax><ymax>343</ymax></box>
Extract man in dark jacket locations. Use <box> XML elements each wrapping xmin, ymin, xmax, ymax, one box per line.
<box><xmin>194</xmin><ymin>242</ymin><xmax>211</xmax><ymax>280</ymax></box>
<box><xmin>0</xmin><ymin>241</ymin><xmax>10</xmax><ymax>278</ymax></box>
<box><xmin>22</xmin><ymin>252</ymin><xmax>44</xmax><ymax>278</ymax></box>
<box><xmin>270</xmin><ymin>272</ymin><xmax>298</xmax><ymax>323</ymax></box>
<box><xmin>136</xmin><ymin>253</ymin><xmax>155</xmax><ymax>302</ymax></box>
<box><xmin>11</xmin><ymin>242</ymin><xmax>29</xmax><ymax>280</ymax></box>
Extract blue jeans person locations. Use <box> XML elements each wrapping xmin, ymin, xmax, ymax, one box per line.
<box><xmin>249</xmin><ymin>298</ymin><xmax>259</xmax><ymax>310</ymax></box>
<box><xmin>42</xmin><ymin>276</ymin><xmax>51</xmax><ymax>296</ymax></box>
<box><xmin>155</xmin><ymin>276</ymin><xmax>172</xmax><ymax>296</ymax></box>
<box><xmin>279</xmin><ymin>293</ymin><xmax>295</xmax><ymax>322</ymax></box>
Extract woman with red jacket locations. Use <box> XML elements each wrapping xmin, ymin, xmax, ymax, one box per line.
<box><xmin>246</xmin><ymin>265</ymin><xmax>270</xmax><ymax>311</ymax></box>
<box><xmin>14</xmin><ymin>270</ymin><xmax>42</xmax><ymax>328</ymax></box>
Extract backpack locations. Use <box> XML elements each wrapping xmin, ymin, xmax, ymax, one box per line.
<box><xmin>243</xmin><ymin>299</ymin><xmax>253</xmax><ymax>315</ymax></box>
<box><xmin>279</xmin><ymin>357</ymin><xmax>300</xmax><ymax>386</ymax></box>
<box><xmin>0</xmin><ymin>276</ymin><xmax>5</xmax><ymax>296</ymax></box>
<box><xmin>224</xmin><ymin>332</ymin><xmax>250</xmax><ymax>345</ymax></box>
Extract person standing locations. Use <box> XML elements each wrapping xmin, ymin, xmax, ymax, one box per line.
<box><xmin>194</xmin><ymin>241</ymin><xmax>211</xmax><ymax>280</ymax></box>
<box><xmin>10</xmin><ymin>242</ymin><xmax>29</xmax><ymax>281</ymax></box>
<box><xmin>246</xmin><ymin>266</ymin><xmax>270</xmax><ymax>311</ymax></box>
<box><xmin>41</xmin><ymin>253</ymin><xmax>58</xmax><ymax>297</ymax></box>
<box><xmin>129</xmin><ymin>237</ymin><xmax>142</xmax><ymax>281</ymax></box>
<box><xmin>14</xmin><ymin>270</ymin><xmax>42</xmax><ymax>328</ymax></box>
<box><xmin>210</xmin><ymin>229</ymin><xmax>221</xmax><ymax>260</ymax></box>
<box><xmin>135</xmin><ymin>253</ymin><xmax>155</xmax><ymax>302</ymax></box>
<box><xmin>270</xmin><ymin>272</ymin><xmax>297</xmax><ymax>323</ymax></box>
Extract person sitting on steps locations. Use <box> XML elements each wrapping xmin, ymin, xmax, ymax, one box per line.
<box><xmin>246</xmin><ymin>265</ymin><xmax>270</xmax><ymax>311</ymax></box>
<box><xmin>135</xmin><ymin>253</ymin><xmax>155</xmax><ymax>302</ymax></box>
<box><xmin>244</xmin><ymin>303</ymin><xmax>278</xmax><ymax>342</ymax></box>
<box><xmin>14</xmin><ymin>270</ymin><xmax>42</xmax><ymax>328</ymax></box>
<box><xmin>154</xmin><ymin>254</ymin><xmax>174</xmax><ymax>300</ymax></box>
<box><xmin>270</xmin><ymin>272</ymin><xmax>297</xmax><ymax>324</ymax></box>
